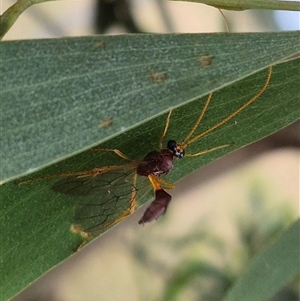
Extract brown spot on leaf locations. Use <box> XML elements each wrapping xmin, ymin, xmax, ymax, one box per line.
<box><xmin>149</xmin><ymin>72</ymin><xmax>167</xmax><ymax>84</ymax></box>
<box><xmin>99</xmin><ymin>117</ymin><xmax>113</xmax><ymax>129</ymax></box>
<box><xmin>198</xmin><ymin>54</ymin><xmax>214</xmax><ymax>67</ymax></box>
<box><xmin>95</xmin><ymin>41</ymin><xmax>106</xmax><ymax>48</ymax></box>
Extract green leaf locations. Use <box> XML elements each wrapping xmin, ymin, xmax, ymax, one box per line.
<box><xmin>223</xmin><ymin>219</ymin><xmax>300</xmax><ymax>301</ymax></box>
<box><xmin>163</xmin><ymin>261</ymin><xmax>232</xmax><ymax>301</ymax></box>
<box><xmin>0</xmin><ymin>32</ymin><xmax>299</xmax><ymax>300</ymax></box>
<box><xmin>171</xmin><ymin>0</ymin><xmax>300</xmax><ymax>11</ymax></box>
<box><xmin>1</xmin><ymin>31</ymin><xmax>299</xmax><ymax>182</ymax></box>
<box><xmin>1</xmin><ymin>0</ymin><xmax>299</xmax><ymax>39</ymax></box>
<box><xmin>0</xmin><ymin>0</ymin><xmax>55</xmax><ymax>40</ymax></box>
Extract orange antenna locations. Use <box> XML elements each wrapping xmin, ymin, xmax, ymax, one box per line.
<box><xmin>180</xmin><ymin>66</ymin><xmax>273</xmax><ymax>149</ymax></box>
<box><xmin>180</xmin><ymin>93</ymin><xmax>213</xmax><ymax>146</ymax></box>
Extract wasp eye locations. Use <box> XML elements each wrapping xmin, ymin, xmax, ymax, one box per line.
<box><xmin>167</xmin><ymin>140</ymin><xmax>185</xmax><ymax>158</ymax></box>
<box><xmin>167</xmin><ymin>140</ymin><xmax>177</xmax><ymax>151</ymax></box>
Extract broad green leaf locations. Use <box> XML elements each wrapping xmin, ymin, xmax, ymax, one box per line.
<box><xmin>223</xmin><ymin>219</ymin><xmax>300</xmax><ymax>301</ymax></box>
<box><xmin>1</xmin><ymin>31</ymin><xmax>299</xmax><ymax>182</ymax></box>
<box><xmin>1</xmin><ymin>54</ymin><xmax>299</xmax><ymax>300</ymax></box>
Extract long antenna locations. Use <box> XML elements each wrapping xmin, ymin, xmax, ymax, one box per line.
<box><xmin>185</xmin><ymin>66</ymin><xmax>273</xmax><ymax>148</ymax></box>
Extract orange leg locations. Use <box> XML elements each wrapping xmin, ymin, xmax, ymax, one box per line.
<box><xmin>159</xmin><ymin>110</ymin><xmax>173</xmax><ymax>150</ymax></box>
<box><xmin>90</xmin><ymin>148</ymin><xmax>135</xmax><ymax>163</ymax></box>
<box><xmin>16</xmin><ymin>164</ymin><xmax>134</xmax><ymax>185</ymax></box>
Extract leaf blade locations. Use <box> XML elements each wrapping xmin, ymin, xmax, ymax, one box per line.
<box><xmin>1</xmin><ymin>31</ymin><xmax>299</xmax><ymax>182</ymax></box>
<box><xmin>223</xmin><ymin>219</ymin><xmax>300</xmax><ymax>301</ymax></box>
<box><xmin>0</xmin><ymin>34</ymin><xmax>299</xmax><ymax>300</ymax></box>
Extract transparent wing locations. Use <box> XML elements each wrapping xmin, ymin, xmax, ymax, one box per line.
<box><xmin>52</xmin><ymin>167</ymin><xmax>153</xmax><ymax>235</ymax></box>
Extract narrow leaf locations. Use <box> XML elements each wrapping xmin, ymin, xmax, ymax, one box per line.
<box><xmin>172</xmin><ymin>0</ymin><xmax>300</xmax><ymax>11</ymax></box>
<box><xmin>223</xmin><ymin>219</ymin><xmax>300</xmax><ymax>301</ymax></box>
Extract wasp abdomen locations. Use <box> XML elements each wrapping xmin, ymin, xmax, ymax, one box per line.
<box><xmin>138</xmin><ymin>189</ymin><xmax>172</xmax><ymax>224</ymax></box>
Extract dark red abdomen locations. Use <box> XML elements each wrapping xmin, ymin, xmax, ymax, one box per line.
<box><xmin>138</xmin><ymin>189</ymin><xmax>171</xmax><ymax>224</ymax></box>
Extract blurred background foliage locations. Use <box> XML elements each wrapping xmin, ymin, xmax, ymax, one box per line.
<box><xmin>123</xmin><ymin>181</ymin><xmax>298</xmax><ymax>301</ymax></box>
